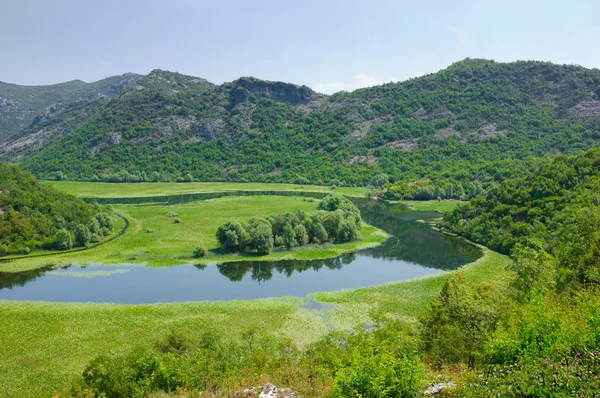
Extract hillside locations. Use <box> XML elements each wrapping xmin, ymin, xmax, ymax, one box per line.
<box><xmin>0</xmin><ymin>163</ymin><xmax>115</xmax><ymax>255</ymax></box>
<box><xmin>3</xmin><ymin>59</ymin><xmax>600</xmax><ymax>185</ymax></box>
<box><xmin>444</xmin><ymin>148</ymin><xmax>600</xmax><ymax>256</ymax></box>
<box><xmin>0</xmin><ymin>73</ymin><xmax>142</xmax><ymax>141</ymax></box>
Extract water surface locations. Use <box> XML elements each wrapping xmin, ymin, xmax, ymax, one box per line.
<box><xmin>0</xmin><ymin>199</ymin><xmax>481</xmax><ymax>303</ymax></box>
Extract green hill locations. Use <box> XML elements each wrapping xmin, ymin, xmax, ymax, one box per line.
<box><xmin>3</xmin><ymin>59</ymin><xmax>600</xmax><ymax>185</ymax></box>
<box><xmin>0</xmin><ymin>163</ymin><xmax>115</xmax><ymax>255</ymax></box>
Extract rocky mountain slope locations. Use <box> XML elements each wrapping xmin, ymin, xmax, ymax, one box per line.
<box><xmin>2</xmin><ymin>59</ymin><xmax>600</xmax><ymax>185</ymax></box>
<box><xmin>0</xmin><ymin>73</ymin><xmax>142</xmax><ymax>141</ymax></box>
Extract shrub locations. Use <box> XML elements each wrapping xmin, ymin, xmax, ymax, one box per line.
<box><xmin>166</xmin><ymin>211</ymin><xmax>179</xmax><ymax>218</ymax></box>
<box><xmin>0</xmin><ymin>244</ymin><xmax>7</xmax><ymax>256</ymax></box>
<box><xmin>193</xmin><ymin>246</ymin><xmax>206</xmax><ymax>258</ymax></box>
<box><xmin>146</xmin><ymin>228</ymin><xmax>154</xmax><ymax>233</ymax></box>
<box><xmin>173</xmin><ymin>217</ymin><xmax>181</xmax><ymax>224</ymax></box>
<box><xmin>90</xmin><ymin>233</ymin><xmax>102</xmax><ymax>243</ymax></box>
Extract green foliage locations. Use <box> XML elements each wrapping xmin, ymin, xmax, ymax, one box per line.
<box><xmin>421</xmin><ymin>274</ymin><xmax>500</xmax><ymax>368</ymax></box>
<box><xmin>0</xmin><ymin>244</ymin><xmax>7</xmax><ymax>256</ymax></box>
<box><xmin>246</xmin><ymin>217</ymin><xmax>274</xmax><ymax>254</ymax></box>
<box><xmin>508</xmin><ymin>243</ymin><xmax>556</xmax><ymax>301</ymax></box>
<box><xmin>0</xmin><ymin>163</ymin><xmax>112</xmax><ymax>254</ymax></box>
<box><xmin>294</xmin><ymin>224</ymin><xmax>309</xmax><ymax>246</ymax></box>
<box><xmin>282</xmin><ymin>222</ymin><xmax>296</xmax><ymax>249</ymax></box>
<box><xmin>13</xmin><ymin>59</ymin><xmax>600</xmax><ymax>189</ymax></box>
<box><xmin>173</xmin><ymin>217</ymin><xmax>181</xmax><ymax>224</ymax></box>
<box><xmin>216</xmin><ymin>221</ymin><xmax>246</xmax><ymax>252</ymax></box>
<box><xmin>54</xmin><ymin>228</ymin><xmax>73</xmax><ymax>250</ymax></box>
<box><xmin>371</xmin><ymin>173</ymin><xmax>389</xmax><ymax>188</ymax></box>
<box><xmin>73</xmin><ymin>224</ymin><xmax>91</xmax><ymax>247</ymax></box>
<box><xmin>192</xmin><ymin>246</ymin><xmax>206</xmax><ymax>258</ymax></box>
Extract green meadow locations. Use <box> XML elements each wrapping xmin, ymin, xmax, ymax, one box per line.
<box><xmin>41</xmin><ymin>181</ymin><xmax>372</xmax><ymax>198</ymax></box>
<box><xmin>1</xmin><ymin>195</ymin><xmax>388</xmax><ymax>273</ymax></box>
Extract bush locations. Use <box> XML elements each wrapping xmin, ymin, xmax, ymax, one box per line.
<box><xmin>193</xmin><ymin>246</ymin><xmax>206</xmax><ymax>258</ymax></box>
<box><xmin>90</xmin><ymin>233</ymin><xmax>102</xmax><ymax>243</ymax></box>
<box><xmin>146</xmin><ymin>228</ymin><xmax>154</xmax><ymax>233</ymax></box>
<box><xmin>173</xmin><ymin>217</ymin><xmax>181</xmax><ymax>224</ymax></box>
<box><xmin>0</xmin><ymin>244</ymin><xmax>7</xmax><ymax>256</ymax></box>
<box><xmin>166</xmin><ymin>211</ymin><xmax>179</xmax><ymax>218</ymax></box>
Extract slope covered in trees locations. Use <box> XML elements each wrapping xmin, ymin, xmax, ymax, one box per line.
<box><xmin>2</xmin><ymin>59</ymin><xmax>600</xmax><ymax>186</ymax></box>
<box><xmin>0</xmin><ymin>163</ymin><xmax>115</xmax><ymax>255</ymax></box>
<box><xmin>444</xmin><ymin>148</ymin><xmax>600</xmax><ymax>257</ymax></box>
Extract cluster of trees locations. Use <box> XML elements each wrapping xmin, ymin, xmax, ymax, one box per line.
<box><xmin>0</xmin><ymin>163</ymin><xmax>116</xmax><ymax>255</ymax></box>
<box><xmin>377</xmin><ymin>179</ymin><xmax>487</xmax><ymax>201</ymax></box>
<box><xmin>215</xmin><ymin>194</ymin><xmax>362</xmax><ymax>254</ymax></box>
<box><xmin>15</xmin><ymin>59</ymin><xmax>600</xmax><ymax>189</ymax></box>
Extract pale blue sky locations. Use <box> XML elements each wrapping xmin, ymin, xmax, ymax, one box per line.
<box><xmin>1</xmin><ymin>0</ymin><xmax>599</xmax><ymax>93</ymax></box>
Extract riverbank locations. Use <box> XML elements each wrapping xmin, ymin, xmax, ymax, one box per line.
<box><xmin>0</xmin><ymin>245</ymin><xmax>510</xmax><ymax>396</ymax></box>
<box><xmin>0</xmin><ymin>195</ymin><xmax>388</xmax><ymax>273</ymax></box>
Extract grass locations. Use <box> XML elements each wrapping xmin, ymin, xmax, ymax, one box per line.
<box><xmin>402</xmin><ymin>200</ymin><xmax>467</xmax><ymax>213</ymax></box>
<box><xmin>0</xmin><ymin>247</ymin><xmax>511</xmax><ymax>396</ymax></box>
<box><xmin>1</xmin><ymin>195</ymin><xmax>388</xmax><ymax>272</ymax></box>
<box><xmin>0</xmin><ymin>183</ymin><xmax>512</xmax><ymax>395</ymax></box>
<box><xmin>41</xmin><ymin>181</ymin><xmax>372</xmax><ymax>198</ymax></box>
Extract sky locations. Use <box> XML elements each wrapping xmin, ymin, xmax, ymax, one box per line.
<box><xmin>1</xmin><ymin>0</ymin><xmax>599</xmax><ymax>93</ymax></box>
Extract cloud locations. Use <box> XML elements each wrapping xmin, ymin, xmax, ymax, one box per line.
<box><xmin>312</xmin><ymin>74</ymin><xmax>397</xmax><ymax>94</ymax></box>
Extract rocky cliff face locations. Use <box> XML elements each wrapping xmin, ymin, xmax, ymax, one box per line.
<box><xmin>232</xmin><ymin>77</ymin><xmax>320</xmax><ymax>106</ymax></box>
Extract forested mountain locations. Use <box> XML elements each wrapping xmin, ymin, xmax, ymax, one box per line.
<box><xmin>0</xmin><ymin>73</ymin><xmax>142</xmax><ymax>141</ymax></box>
<box><xmin>0</xmin><ymin>163</ymin><xmax>115</xmax><ymax>255</ymax></box>
<box><xmin>445</xmin><ymin>148</ymin><xmax>600</xmax><ymax>260</ymax></box>
<box><xmin>2</xmin><ymin>59</ymin><xmax>600</xmax><ymax>185</ymax></box>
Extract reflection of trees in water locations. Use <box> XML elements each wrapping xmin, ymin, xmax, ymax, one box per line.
<box><xmin>355</xmin><ymin>200</ymin><xmax>482</xmax><ymax>270</ymax></box>
<box><xmin>216</xmin><ymin>253</ymin><xmax>356</xmax><ymax>283</ymax></box>
<box><xmin>0</xmin><ymin>264</ymin><xmax>56</xmax><ymax>290</ymax></box>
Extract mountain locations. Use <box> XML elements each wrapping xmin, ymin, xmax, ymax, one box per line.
<box><xmin>0</xmin><ymin>73</ymin><xmax>142</xmax><ymax>141</ymax></box>
<box><xmin>2</xmin><ymin>59</ymin><xmax>600</xmax><ymax>185</ymax></box>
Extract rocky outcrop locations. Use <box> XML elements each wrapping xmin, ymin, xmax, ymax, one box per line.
<box><xmin>236</xmin><ymin>383</ymin><xmax>298</xmax><ymax>398</ymax></box>
<box><xmin>569</xmin><ymin>100</ymin><xmax>600</xmax><ymax>119</ymax></box>
<box><xmin>233</xmin><ymin>77</ymin><xmax>320</xmax><ymax>106</ymax></box>
<box><xmin>424</xmin><ymin>381</ymin><xmax>456</xmax><ymax>395</ymax></box>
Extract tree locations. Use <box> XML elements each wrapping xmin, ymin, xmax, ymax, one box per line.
<box><xmin>294</xmin><ymin>224</ymin><xmax>309</xmax><ymax>246</ymax></box>
<box><xmin>421</xmin><ymin>274</ymin><xmax>500</xmax><ymax>368</ymax></box>
<box><xmin>0</xmin><ymin>244</ymin><xmax>7</xmax><ymax>256</ymax></box>
<box><xmin>54</xmin><ymin>228</ymin><xmax>73</xmax><ymax>250</ymax></box>
<box><xmin>74</xmin><ymin>224</ymin><xmax>91</xmax><ymax>247</ymax></box>
<box><xmin>216</xmin><ymin>221</ymin><xmax>246</xmax><ymax>252</ymax></box>
<box><xmin>151</xmin><ymin>171</ymin><xmax>161</xmax><ymax>182</ymax></box>
<box><xmin>371</xmin><ymin>173</ymin><xmax>389</xmax><ymax>188</ymax></box>
<box><xmin>312</xmin><ymin>222</ymin><xmax>328</xmax><ymax>244</ymax></box>
<box><xmin>246</xmin><ymin>218</ymin><xmax>273</xmax><ymax>254</ymax></box>
<box><xmin>283</xmin><ymin>223</ymin><xmax>296</xmax><ymax>249</ymax></box>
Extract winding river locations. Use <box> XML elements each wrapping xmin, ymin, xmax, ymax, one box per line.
<box><xmin>0</xmin><ymin>198</ymin><xmax>481</xmax><ymax>303</ymax></box>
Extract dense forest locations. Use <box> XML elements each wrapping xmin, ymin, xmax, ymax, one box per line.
<box><xmin>2</xmin><ymin>59</ymin><xmax>600</xmax><ymax>187</ymax></box>
<box><xmin>60</xmin><ymin>150</ymin><xmax>600</xmax><ymax>397</ymax></box>
<box><xmin>0</xmin><ymin>163</ymin><xmax>116</xmax><ymax>255</ymax></box>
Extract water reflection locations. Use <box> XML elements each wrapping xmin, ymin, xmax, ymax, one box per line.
<box><xmin>0</xmin><ymin>198</ymin><xmax>482</xmax><ymax>303</ymax></box>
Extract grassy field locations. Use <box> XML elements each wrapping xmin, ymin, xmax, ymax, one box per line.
<box><xmin>42</xmin><ymin>181</ymin><xmax>372</xmax><ymax>198</ymax></box>
<box><xmin>0</xmin><ymin>246</ymin><xmax>510</xmax><ymax>396</ymax></box>
<box><xmin>1</xmin><ymin>195</ymin><xmax>388</xmax><ymax>272</ymax></box>
<box><xmin>403</xmin><ymin>199</ymin><xmax>467</xmax><ymax>213</ymax></box>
